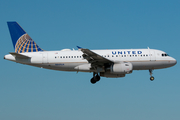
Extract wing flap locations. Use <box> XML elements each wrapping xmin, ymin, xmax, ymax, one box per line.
<box><xmin>79</xmin><ymin>48</ymin><xmax>114</xmax><ymax>67</ymax></box>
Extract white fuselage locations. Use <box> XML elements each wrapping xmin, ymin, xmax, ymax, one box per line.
<box><xmin>5</xmin><ymin>22</ymin><xmax>177</xmax><ymax>82</ymax></box>
<box><xmin>4</xmin><ymin>48</ymin><xmax>177</xmax><ymax>74</ymax></box>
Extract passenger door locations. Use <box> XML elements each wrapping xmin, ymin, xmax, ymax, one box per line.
<box><xmin>42</xmin><ymin>52</ymin><xmax>48</xmax><ymax>63</ymax></box>
<box><xmin>149</xmin><ymin>50</ymin><xmax>156</xmax><ymax>61</ymax></box>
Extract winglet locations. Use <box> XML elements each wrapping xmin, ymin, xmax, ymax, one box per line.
<box><xmin>77</xmin><ymin>46</ymin><xmax>82</xmax><ymax>49</ymax></box>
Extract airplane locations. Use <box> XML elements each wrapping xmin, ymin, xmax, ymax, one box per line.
<box><xmin>4</xmin><ymin>22</ymin><xmax>177</xmax><ymax>84</ymax></box>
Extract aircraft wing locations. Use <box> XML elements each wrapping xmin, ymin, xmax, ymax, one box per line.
<box><xmin>78</xmin><ymin>47</ymin><xmax>114</xmax><ymax>67</ymax></box>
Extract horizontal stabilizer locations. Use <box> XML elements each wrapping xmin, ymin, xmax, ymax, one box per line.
<box><xmin>9</xmin><ymin>52</ymin><xmax>31</xmax><ymax>59</ymax></box>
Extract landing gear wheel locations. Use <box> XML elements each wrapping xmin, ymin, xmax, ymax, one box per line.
<box><xmin>149</xmin><ymin>69</ymin><xmax>155</xmax><ymax>81</ymax></box>
<box><xmin>150</xmin><ymin>76</ymin><xmax>155</xmax><ymax>81</ymax></box>
<box><xmin>90</xmin><ymin>78</ymin><xmax>96</xmax><ymax>84</ymax></box>
<box><xmin>90</xmin><ymin>73</ymin><xmax>101</xmax><ymax>84</ymax></box>
<box><xmin>95</xmin><ymin>74</ymin><xmax>100</xmax><ymax>81</ymax></box>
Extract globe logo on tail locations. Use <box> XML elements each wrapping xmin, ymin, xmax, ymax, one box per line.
<box><xmin>15</xmin><ymin>33</ymin><xmax>43</xmax><ymax>53</ymax></box>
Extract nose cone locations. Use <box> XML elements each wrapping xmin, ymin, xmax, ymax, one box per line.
<box><xmin>170</xmin><ymin>57</ymin><xmax>177</xmax><ymax>66</ymax></box>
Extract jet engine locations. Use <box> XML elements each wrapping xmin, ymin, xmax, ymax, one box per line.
<box><xmin>110</xmin><ymin>62</ymin><xmax>133</xmax><ymax>74</ymax></box>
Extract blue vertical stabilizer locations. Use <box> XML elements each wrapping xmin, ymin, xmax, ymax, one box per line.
<box><xmin>7</xmin><ymin>22</ymin><xmax>43</xmax><ymax>53</ymax></box>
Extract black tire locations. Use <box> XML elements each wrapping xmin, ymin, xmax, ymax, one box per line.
<box><xmin>91</xmin><ymin>78</ymin><xmax>96</xmax><ymax>84</ymax></box>
<box><xmin>150</xmin><ymin>76</ymin><xmax>155</xmax><ymax>81</ymax></box>
<box><xmin>95</xmin><ymin>75</ymin><xmax>100</xmax><ymax>81</ymax></box>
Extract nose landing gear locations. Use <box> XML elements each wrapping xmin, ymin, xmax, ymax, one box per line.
<box><xmin>90</xmin><ymin>72</ymin><xmax>100</xmax><ymax>84</ymax></box>
<box><xmin>149</xmin><ymin>69</ymin><xmax>155</xmax><ymax>81</ymax></box>
<box><xmin>150</xmin><ymin>76</ymin><xmax>155</xmax><ymax>81</ymax></box>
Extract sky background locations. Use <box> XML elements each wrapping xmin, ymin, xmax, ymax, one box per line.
<box><xmin>0</xmin><ymin>0</ymin><xmax>180</xmax><ymax>120</ymax></box>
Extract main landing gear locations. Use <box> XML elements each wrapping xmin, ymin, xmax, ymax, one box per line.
<box><xmin>149</xmin><ymin>69</ymin><xmax>155</xmax><ymax>81</ymax></box>
<box><xmin>90</xmin><ymin>72</ymin><xmax>100</xmax><ymax>84</ymax></box>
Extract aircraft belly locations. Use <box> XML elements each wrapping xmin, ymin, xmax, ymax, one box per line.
<box><xmin>132</xmin><ymin>60</ymin><xmax>175</xmax><ymax>70</ymax></box>
<box><xmin>47</xmin><ymin>62</ymin><xmax>88</xmax><ymax>71</ymax></box>
<box><xmin>29</xmin><ymin>60</ymin><xmax>175</xmax><ymax>71</ymax></box>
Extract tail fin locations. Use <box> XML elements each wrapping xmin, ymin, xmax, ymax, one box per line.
<box><xmin>7</xmin><ymin>22</ymin><xmax>43</xmax><ymax>53</ymax></box>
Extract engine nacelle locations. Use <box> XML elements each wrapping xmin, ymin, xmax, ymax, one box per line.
<box><xmin>74</xmin><ymin>64</ymin><xmax>91</xmax><ymax>71</ymax></box>
<box><xmin>110</xmin><ymin>62</ymin><xmax>133</xmax><ymax>74</ymax></box>
<box><xmin>100</xmin><ymin>72</ymin><xmax>125</xmax><ymax>78</ymax></box>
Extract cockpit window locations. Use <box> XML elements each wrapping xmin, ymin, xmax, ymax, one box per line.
<box><xmin>162</xmin><ymin>53</ymin><xmax>169</xmax><ymax>57</ymax></box>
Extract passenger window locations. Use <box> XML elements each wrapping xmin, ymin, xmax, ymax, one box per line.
<box><xmin>74</xmin><ymin>56</ymin><xmax>76</xmax><ymax>58</ymax></box>
<box><xmin>116</xmin><ymin>55</ymin><xmax>118</xmax><ymax>57</ymax></box>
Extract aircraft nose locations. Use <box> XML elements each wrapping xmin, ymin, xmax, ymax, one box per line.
<box><xmin>170</xmin><ymin>58</ymin><xmax>177</xmax><ymax>66</ymax></box>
